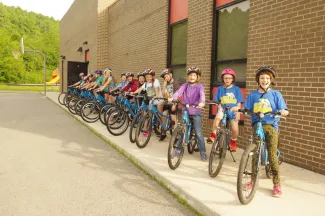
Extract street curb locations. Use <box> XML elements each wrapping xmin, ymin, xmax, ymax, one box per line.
<box><xmin>47</xmin><ymin>96</ymin><xmax>219</xmax><ymax>216</ymax></box>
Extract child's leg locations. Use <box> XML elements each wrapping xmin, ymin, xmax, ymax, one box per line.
<box><xmin>263</xmin><ymin>125</ymin><xmax>280</xmax><ymax>185</ymax></box>
<box><xmin>207</xmin><ymin>112</ymin><xmax>222</xmax><ymax>143</ymax></box>
<box><xmin>192</xmin><ymin>114</ymin><xmax>206</xmax><ymax>157</ymax></box>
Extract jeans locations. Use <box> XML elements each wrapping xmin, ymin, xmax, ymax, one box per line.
<box><xmin>191</xmin><ymin>114</ymin><xmax>206</xmax><ymax>155</ymax></box>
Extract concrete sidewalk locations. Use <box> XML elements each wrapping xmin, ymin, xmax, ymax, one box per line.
<box><xmin>47</xmin><ymin>92</ymin><xmax>325</xmax><ymax>216</ymax></box>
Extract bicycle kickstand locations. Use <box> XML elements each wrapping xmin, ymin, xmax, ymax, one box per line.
<box><xmin>229</xmin><ymin>150</ymin><xmax>236</xmax><ymax>162</ymax></box>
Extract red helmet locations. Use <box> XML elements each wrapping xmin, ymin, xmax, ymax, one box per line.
<box><xmin>221</xmin><ymin>68</ymin><xmax>236</xmax><ymax>79</ymax></box>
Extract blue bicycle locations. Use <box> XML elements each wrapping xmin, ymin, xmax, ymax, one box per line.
<box><xmin>135</xmin><ymin>97</ymin><xmax>173</xmax><ymax>149</ymax></box>
<box><xmin>208</xmin><ymin>102</ymin><xmax>236</xmax><ymax>177</ymax></box>
<box><xmin>236</xmin><ymin>108</ymin><xmax>283</xmax><ymax>205</ymax></box>
<box><xmin>167</xmin><ymin>101</ymin><xmax>199</xmax><ymax>170</ymax></box>
<box><xmin>129</xmin><ymin>94</ymin><xmax>149</xmax><ymax>143</ymax></box>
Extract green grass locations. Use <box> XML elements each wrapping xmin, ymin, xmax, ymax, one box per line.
<box><xmin>0</xmin><ymin>84</ymin><xmax>59</xmax><ymax>92</ymax></box>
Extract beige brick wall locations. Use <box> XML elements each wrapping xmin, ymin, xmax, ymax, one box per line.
<box><xmin>187</xmin><ymin>0</ymin><xmax>214</xmax><ymax>134</ymax></box>
<box><xmin>97</xmin><ymin>0</ymin><xmax>169</xmax><ymax>77</ymax></box>
<box><xmin>60</xmin><ymin>0</ymin><xmax>98</xmax><ymax>91</ymax></box>
<box><xmin>240</xmin><ymin>0</ymin><xmax>325</xmax><ymax>174</ymax></box>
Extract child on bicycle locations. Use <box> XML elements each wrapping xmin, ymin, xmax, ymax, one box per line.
<box><xmin>98</xmin><ymin>68</ymin><xmax>116</xmax><ymax>102</ymax></box>
<box><xmin>169</xmin><ymin>66</ymin><xmax>207</xmax><ymax>161</ymax></box>
<box><xmin>207</xmin><ymin>69</ymin><xmax>244</xmax><ymax>152</ymax></box>
<box><xmin>69</xmin><ymin>72</ymin><xmax>86</xmax><ymax>88</ymax></box>
<box><xmin>232</xmin><ymin>66</ymin><xmax>289</xmax><ymax>197</ymax></box>
<box><xmin>160</xmin><ymin>68</ymin><xmax>177</xmax><ymax>141</ymax></box>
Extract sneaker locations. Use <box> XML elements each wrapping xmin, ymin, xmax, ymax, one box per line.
<box><xmin>273</xmin><ymin>184</ymin><xmax>283</xmax><ymax>198</ymax></box>
<box><xmin>207</xmin><ymin>133</ymin><xmax>216</xmax><ymax>144</ymax></box>
<box><xmin>243</xmin><ymin>181</ymin><xmax>254</xmax><ymax>191</ymax></box>
<box><xmin>230</xmin><ymin>139</ymin><xmax>237</xmax><ymax>152</ymax></box>
<box><xmin>200</xmin><ymin>153</ymin><xmax>207</xmax><ymax>161</ymax></box>
<box><xmin>159</xmin><ymin>133</ymin><xmax>167</xmax><ymax>141</ymax></box>
<box><xmin>142</xmin><ymin>132</ymin><xmax>148</xmax><ymax>137</ymax></box>
<box><xmin>173</xmin><ymin>150</ymin><xmax>181</xmax><ymax>158</ymax></box>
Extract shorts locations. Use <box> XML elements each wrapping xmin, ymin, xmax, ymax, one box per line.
<box><xmin>103</xmin><ymin>87</ymin><xmax>109</xmax><ymax>93</ymax></box>
<box><xmin>163</xmin><ymin>104</ymin><xmax>177</xmax><ymax>115</ymax></box>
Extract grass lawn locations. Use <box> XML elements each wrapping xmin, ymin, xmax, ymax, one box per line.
<box><xmin>0</xmin><ymin>84</ymin><xmax>60</xmax><ymax>92</ymax></box>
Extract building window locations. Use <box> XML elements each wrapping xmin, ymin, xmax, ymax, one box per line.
<box><xmin>210</xmin><ymin>0</ymin><xmax>249</xmax><ymax>119</ymax></box>
<box><xmin>213</xmin><ymin>0</ymin><xmax>249</xmax><ymax>86</ymax></box>
<box><xmin>168</xmin><ymin>0</ymin><xmax>188</xmax><ymax>88</ymax></box>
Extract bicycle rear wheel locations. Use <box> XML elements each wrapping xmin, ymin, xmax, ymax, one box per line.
<box><xmin>99</xmin><ymin>103</ymin><xmax>113</xmax><ymax>125</ymax></box>
<box><xmin>167</xmin><ymin>127</ymin><xmax>185</xmax><ymax>170</ymax></box>
<box><xmin>208</xmin><ymin>133</ymin><xmax>227</xmax><ymax>177</ymax></box>
<box><xmin>237</xmin><ymin>143</ymin><xmax>260</xmax><ymax>205</ymax></box>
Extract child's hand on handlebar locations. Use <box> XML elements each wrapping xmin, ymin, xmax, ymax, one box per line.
<box><xmin>231</xmin><ymin>106</ymin><xmax>239</xmax><ymax>112</ymax></box>
<box><xmin>280</xmin><ymin>110</ymin><xmax>289</xmax><ymax>116</ymax></box>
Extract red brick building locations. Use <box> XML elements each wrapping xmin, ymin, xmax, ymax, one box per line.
<box><xmin>60</xmin><ymin>0</ymin><xmax>325</xmax><ymax>174</ymax></box>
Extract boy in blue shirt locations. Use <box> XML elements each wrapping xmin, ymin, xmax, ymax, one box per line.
<box><xmin>207</xmin><ymin>69</ymin><xmax>244</xmax><ymax>152</ymax></box>
<box><xmin>232</xmin><ymin>66</ymin><xmax>289</xmax><ymax>198</ymax></box>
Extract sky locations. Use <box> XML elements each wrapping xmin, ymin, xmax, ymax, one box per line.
<box><xmin>0</xmin><ymin>0</ymin><xmax>75</xmax><ymax>20</ymax></box>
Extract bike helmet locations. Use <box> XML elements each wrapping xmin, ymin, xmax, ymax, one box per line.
<box><xmin>255</xmin><ymin>66</ymin><xmax>276</xmax><ymax>83</ymax></box>
<box><xmin>125</xmin><ymin>72</ymin><xmax>134</xmax><ymax>77</ymax></box>
<box><xmin>104</xmin><ymin>68</ymin><xmax>112</xmax><ymax>74</ymax></box>
<box><xmin>79</xmin><ymin>72</ymin><xmax>85</xmax><ymax>77</ymax></box>
<box><xmin>187</xmin><ymin>66</ymin><xmax>201</xmax><ymax>76</ymax></box>
<box><xmin>137</xmin><ymin>71</ymin><xmax>145</xmax><ymax>77</ymax></box>
<box><xmin>221</xmin><ymin>68</ymin><xmax>236</xmax><ymax>79</ymax></box>
<box><xmin>143</xmin><ymin>68</ymin><xmax>155</xmax><ymax>76</ymax></box>
<box><xmin>94</xmin><ymin>70</ymin><xmax>102</xmax><ymax>75</ymax></box>
<box><xmin>160</xmin><ymin>68</ymin><xmax>172</xmax><ymax>78</ymax></box>
<box><xmin>121</xmin><ymin>72</ymin><xmax>126</xmax><ymax>77</ymax></box>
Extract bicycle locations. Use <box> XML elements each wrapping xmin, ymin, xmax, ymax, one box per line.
<box><xmin>129</xmin><ymin>94</ymin><xmax>149</xmax><ymax>143</ymax></box>
<box><xmin>208</xmin><ymin>101</ymin><xmax>236</xmax><ymax>178</ymax></box>
<box><xmin>167</xmin><ymin>101</ymin><xmax>199</xmax><ymax>170</ymax></box>
<box><xmin>135</xmin><ymin>97</ymin><xmax>173</xmax><ymax>149</ymax></box>
<box><xmin>236</xmin><ymin>108</ymin><xmax>283</xmax><ymax>205</ymax></box>
<box><xmin>106</xmin><ymin>93</ymin><xmax>139</xmax><ymax>136</ymax></box>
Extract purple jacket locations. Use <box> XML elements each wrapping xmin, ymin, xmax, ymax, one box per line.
<box><xmin>172</xmin><ymin>83</ymin><xmax>205</xmax><ymax>115</ymax></box>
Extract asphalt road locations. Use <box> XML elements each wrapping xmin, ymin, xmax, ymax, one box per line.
<box><xmin>0</xmin><ymin>92</ymin><xmax>196</xmax><ymax>216</ymax></box>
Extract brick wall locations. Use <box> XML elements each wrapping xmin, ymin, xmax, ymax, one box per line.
<box><xmin>187</xmin><ymin>0</ymin><xmax>214</xmax><ymax>134</ymax></box>
<box><xmin>60</xmin><ymin>0</ymin><xmax>98</xmax><ymax>91</ymax></box>
<box><xmin>97</xmin><ymin>0</ymin><xmax>169</xmax><ymax>76</ymax></box>
<box><xmin>240</xmin><ymin>0</ymin><xmax>325</xmax><ymax>174</ymax></box>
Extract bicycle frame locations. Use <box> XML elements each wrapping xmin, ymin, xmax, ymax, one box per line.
<box><xmin>149</xmin><ymin>102</ymin><xmax>170</xmax><ymax>131</ymax></box>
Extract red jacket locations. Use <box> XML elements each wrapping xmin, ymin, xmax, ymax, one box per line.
<box><xmin>121</xmin><ymin>79</ymin><xmax>138</xmax><ymax>92</ymax></box>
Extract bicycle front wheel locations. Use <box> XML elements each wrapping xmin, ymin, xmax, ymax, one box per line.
<box><xmin>208</xmin><ymin>133</ymin><xmax>227</xmax><ymax>177</ymax></box>
<box><xmin>135</xmin><ymin>114</ymin><xmax>152</xmax><ymax>148</ymax></box>
<box><xmin>167</xmin><ymin>127</ymin><xmax>185</xmax><ymax>170</ymax></box>
<box><xmin>237</xmin><ymin>143</ymin><xmax>260</xmax><ymax>205</ymax></box>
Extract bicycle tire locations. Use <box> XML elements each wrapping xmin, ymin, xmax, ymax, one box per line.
<box><xmin>129</xmin><ymin>112</ymin><xmax>142</xmax><ymax>143</ymax></box>
<box><xmin>106</xmin><ymin>106</ymin><xmax>127</xmax><ymax>130</ymax></box>
<box><xmin>237</xmin><ymin>143</ymin><xmax>260</xmax><ymax>205</ymax></box>
<box><xmin>68</xmin><ymin>97</ymin><xmax>78</xmax><ymax>115</ymax></box>
<box><xmin>80</xmin><ymin>102</ymin><xmax>100</xmax><ymax>123</ymax></box>
<box><xmin>99</xmin><ymin>104</ymin><xmax>114</xmax><ymax>125</ymax></box>
<box><xmin>135</xmin><ymin>114</ymin><xmax>152</xmax><ymax>148</ymax></box>
<box><xmin>107</xmin><ymin>109</ymin><xmax>129</xmax><ymax>136</ymax></box>
<box><xmin>187</xmin><ymin>128</ymin><xmax>197</xmax><ymax>154</ymax></box>
<box><xmin>208</xmin><ymin>133</ymin><xmax>227</xmax><ymax>177</ymax></box>
<box><xmin>75</xmin><ymin>99</ymin><xmax>85</xmax><ymax>116</ymax></box>
<box><xmin>58</xmin><ymin>93</ymin><xmax>66</xmax><ymax>105</ymax></box>
<box><xmin>167</xmin><ymin>126</ymin><xmax>185</xmax><ymax>170</ymax></box>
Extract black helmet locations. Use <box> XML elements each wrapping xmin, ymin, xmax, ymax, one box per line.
<box><xmin>255</xmin><ymin>66</ymin><xmax>276</xmax><ymax>83</ymax></box>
